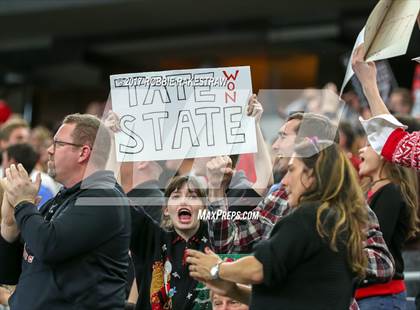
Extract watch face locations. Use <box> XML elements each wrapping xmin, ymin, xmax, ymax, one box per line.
<box><xmin>210</xmin><ymin>265</ymin><xmax>218</xmax><ymax>278</ymax></box>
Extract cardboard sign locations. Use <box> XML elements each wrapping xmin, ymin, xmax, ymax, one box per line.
<box><xmin>110</xmin><ymin>66</ymin><xmax>257</xmax><ymax>162</ymax></box>
<box><xmin>340</xmin><ymin>0</ymin><xmax>419</xmax><ymax>95</ymax></box>
<box><xmin>364</xmin><ymin>0</ymin><xmax>420</xmax><ymax>61</ymax></box>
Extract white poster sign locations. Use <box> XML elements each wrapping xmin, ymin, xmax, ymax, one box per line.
<box><xmin>110</xmin><ymin>66</ymin><xmax>256</xmax><ymax>162</ymax></box>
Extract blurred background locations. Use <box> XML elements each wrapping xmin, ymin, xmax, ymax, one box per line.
<box><xmin>0</xmin><ymin>0</ymin><xmax>418</xmax><ymax>129</ymax></box>
<box><xmin>0</xmin><ymin>1</ymin><xmax>419</xmax><ymax>307</ymax></box>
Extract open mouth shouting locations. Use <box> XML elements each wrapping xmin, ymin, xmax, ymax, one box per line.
<box><xmin>178</xmin><ymin>208</ymin><xmax>193</xmax><ymax>224</ymax></box>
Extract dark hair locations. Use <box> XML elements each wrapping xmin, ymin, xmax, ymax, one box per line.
<box><xmin>6</xmin><ymin>143</ymin><xmax>39</xmax><ymax>174</ymax></box>
<box><xmin>161</xmin><ymin>175</ymin><xmax>207</xmax><ymax>230</ymax></box>
<box><xmin>391</xmin><ymin>88</ymin><xmax>413</xmax><ymax>111</ymax></box>
<box><xmin>395</xmin><ymin>114</ymin><xmax>420</xmax><ymax>133</ymax></box>
<box><xmin>294</xmin><ymin>140</ymin><xmax>368</xmax><ymax>278</ymax></box>
<box><xmin>339</xmin><ymin>122</ymin><xmax>355</xmax><ymax>151</ymax></box>
<box><xmin>229</xmin><ymin>154</ymin><xmax>239</xmax><ymax>168</ymax></box>
<box><xmin>377</xmin><ymin>161</ymin><xmax>419</xmax><ymax>240</ymax></box>
<box><xmin>287</xmin><ymin>112</ymin><xmax>340</xmax><ymax>144</ymax></box>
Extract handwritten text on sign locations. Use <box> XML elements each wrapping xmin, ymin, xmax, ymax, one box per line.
<box><xmin>110</xmin><ymin>66</ymin><xmax>256</xmax><ymax>162</ymax></box>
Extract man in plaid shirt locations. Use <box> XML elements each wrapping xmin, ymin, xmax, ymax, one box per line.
<box><xmin>206</xmin><ymin>112</ymin><xmax>394</xmax><ymax>310</ymax></box>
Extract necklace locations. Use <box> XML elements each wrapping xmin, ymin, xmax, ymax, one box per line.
<box><xmin>370</xmin><ymin>178</ymin><xmax>390</xmax><ymax>191</ymax></box>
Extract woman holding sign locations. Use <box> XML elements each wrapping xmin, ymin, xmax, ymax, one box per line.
<box><xmin>129</xmin><ymin>175</ymin><xmax>212</xmax><ymax>310</ymax></box>
<box><xmin>355</xmin><ymin>143</ymin><xmax>419</xmax><ymax>309</ymax></box>
<box><xmin>352</xmin><ymin>44</ymin><xmax>420</xmax><ymax>170</ymax></box>
<box><xmin>104</xmin><ymin>111</ymin><xmax>213</xmax><ymax>309</ymax></box>
<box><xmin>187</xmin><ymin>139</ymin><xmax>369</xmax><ymax>310</ymax></box>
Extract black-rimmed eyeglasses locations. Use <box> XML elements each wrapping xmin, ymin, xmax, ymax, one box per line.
<box><xmin>52</xmin><ymin>140</ymin><xmax>86</xmax><ymax>152</ymax></box>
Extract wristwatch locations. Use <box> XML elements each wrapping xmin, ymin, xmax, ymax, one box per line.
<box><xmin>210</xmin><ymin>261</ymin><xmax>223</xmax><ymax>280</ymax></box>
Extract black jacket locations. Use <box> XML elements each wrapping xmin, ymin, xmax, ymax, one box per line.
<box><xmin>126</xmin><ymin>180</ymin><xmax>164</xmax><ymax>297</ymax></box>
<box><xmin>5</xmin><ymin>170</ymin><xmax>131</xmax><ymax>310</ymax></box>
<box><xmin>127</xmin><ymin>180</ymin><xmax>164</xmax><ymax>222</ymax></box>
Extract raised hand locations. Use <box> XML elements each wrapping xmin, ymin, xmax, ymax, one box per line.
<box><xmin>246</xmin><ymin>94</ymin><xmax>263</xmax><ymax>123</ymax></box>
<box><xmin>1</xmin><ymin>164</ymin><xmax>41</xmax><ymax>207</ymax></box>
<box><xmin>351</xmin><ymin>44</ymin><xmax>377</xmax><ymax>90</ymax></box>
<box><xmin>104</xmin><ymin>111</ymin><xmax>121</xmax><ymax>133</ymax></box>
<box><xmin>206</xmin><ymin>156</ymin><xmax>233</xmax><ymax>190</ymax></box>
<box><xmin>186</xmin><ymin>247</ymin><xmax>222</xmax><ymax>282</ymax></box>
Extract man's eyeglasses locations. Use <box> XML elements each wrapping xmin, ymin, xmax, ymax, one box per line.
<box><xmin>52</xmin><ymin>140</ymin><xmax>87</xmax><ymax>152</ymax></box>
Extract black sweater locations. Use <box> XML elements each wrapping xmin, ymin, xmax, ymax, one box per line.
<box><xmin>251</xmin><ymin>202</ymin><xmax>356</xmax><ymax>310</ymax></box>
<box><xmin>368</xmin><ymin>183</ymin><xmax>410</xmax><ymax>280</ymax></box>
<box><xmin>130</xmin><ymin>206</ymin><xmax>211</xmax><ymax>310</ymax></box>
